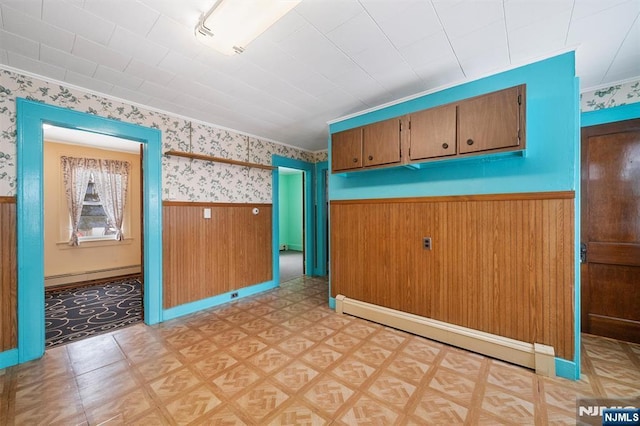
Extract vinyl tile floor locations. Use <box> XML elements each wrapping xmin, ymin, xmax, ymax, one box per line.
<box><xmin>1</xmin><ymin>276</ymin><xmax>639</xmax><ymax>425</ymax></box>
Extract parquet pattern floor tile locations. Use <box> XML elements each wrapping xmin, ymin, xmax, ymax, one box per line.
<box><xmin>1</xmin><ymin>276</ymin><xmax>639</xmax><ymax>425</ymax></box>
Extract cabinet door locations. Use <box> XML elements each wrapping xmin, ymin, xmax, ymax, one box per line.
<box><xmin>409</xmin><ymin>104</ymin><xmax>457</xmax><ymax>160</ymax></box>
<box><xmin>363</xmin><ymin>118</ymin><xmax>401</xmax><ymax>167</ymax></box>
<box><xmin>458</xmin><ymin>85</ymin><xmax>523</xmax><ymax>154</ymax></box>
<box><xmin>332</xmin><ymin>127</ymin><xmax>363</xmax><ymax>172</ymax></box>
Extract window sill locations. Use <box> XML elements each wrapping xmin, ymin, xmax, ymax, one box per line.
<box><xmin>55</xmin><ymin>237</ymin><xmax>135</xmax><ymax>249</ymax></box>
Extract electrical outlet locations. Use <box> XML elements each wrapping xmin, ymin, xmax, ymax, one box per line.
<box><xmin>230</xmin><ymin>292</ymin><xmax>239</xmax><ymax>299</ymax></box>
<box><xmin>423</xmin><ymin>237</ymin><xmax>432</xmax><ymax>250</ymax></box>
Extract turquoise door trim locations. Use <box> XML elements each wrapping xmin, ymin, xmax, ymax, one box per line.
<box><xmin>14</xmin><ymin>98</ymin><xmax>163</xmax><ymax>366</ymax></box>
<box><xmin>272</xmin><ymin>155</ymin><xmax>315</xmax><ymax>278</ymax></box>
<box><xmin>571</xmin><ymin>100</ymin><xmax>640</xmax><ymax>380</ymax></box>
<box><xmin>582</xmin><ymin>102</ymin><xmax>640</xmax><ymax>127</ymax></box>
<box><xmin>314</xmin><ymin>161</ymin><xmax>328</xmax><ymax>277</ymax></box>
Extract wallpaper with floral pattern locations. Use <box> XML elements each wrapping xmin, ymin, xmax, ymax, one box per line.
<box><xmin>580</xmin><ymin>79</ymin><xmax>640</xmax><ymax>112</ymax></box>
<box><xmin>0</xmin><ymin>68</ymin><xmax>326</xmax><ymax>202</ymax></box>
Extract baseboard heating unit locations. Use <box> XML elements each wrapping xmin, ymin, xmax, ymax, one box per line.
<box><xmin>335</xmin><ymin>294</ymin><xmax>556</xmax><ymax>377</ymax></box>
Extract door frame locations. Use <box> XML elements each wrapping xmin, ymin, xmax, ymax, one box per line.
<box><xmin>580</xmin><ymin>102</ymin><xmax>640</xmax><ymax>342</ymax></box>
<box><xmin>14</xmin><ymin>98</ymin><xmax>163</xmax><ymax>365</ymax></box>
<box><xmin>272</xmin><ymin>155</ymin><xmax>322</xmax><ymax>282</ymax></box>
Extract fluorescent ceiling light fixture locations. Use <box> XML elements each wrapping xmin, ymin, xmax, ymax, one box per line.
<box><xmin>196</xmin><ymin>0</ymin><xmax>300</xmax><ymax>55</ymax></box>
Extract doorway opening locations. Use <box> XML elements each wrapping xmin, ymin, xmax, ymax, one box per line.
<box><xmin>278</xmin><ymin>167</ymin><xmax>304</xmax><ymax>283</ymax></box>
<box><xmin>43</xmin><ymin>126</ymin><xmax>144</xmax><ymax>347</ymax></box>
<box><xmin>15</xmin><ymin>98</ymin><xmax>163</xmax><ymax>365</ymax></box>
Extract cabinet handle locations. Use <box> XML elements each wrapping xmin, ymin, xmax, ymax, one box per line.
<box><xmin>466</xmin><ymin>139</ymin><xmax>474</xmax><ymax>146</ymax></box>
<box><xmin>442</xmin><ymin>143</ymin><xmax>449</xmax><ymax>149</ymax></box>
<box><xmin>352</xmin><ymin>158</ymin><xmax>358</xmax><ymax>163</ymax></box>
<box><xmin>368</xmin><ymin>155</ymin><xmax>373</xmax><ymax>161</ymax></box>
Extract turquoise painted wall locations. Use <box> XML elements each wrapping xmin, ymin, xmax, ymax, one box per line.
<box><xmin>278</xmin><ymin>172</ymin><xmax>303</xmax><ymax>251</ymax></box>
<box><xmin>329</xmin><ymin>52</ymin><xmax>579</xmax><ymax>200</ymax></box>
<box><xmin>328</xmin><ymin>52</ymin><xmax>581</xmax><ymax>379</ymax></box>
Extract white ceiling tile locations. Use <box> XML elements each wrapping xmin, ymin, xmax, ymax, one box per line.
<box><xmin>257</xmin><ymin>8</ymin><xmax>308</xmax><ymax>44</ymax></box>
<box><xmin>326</xmin><ymin>11</ymin><xmax>388</xmax><ymax>57</ymax></box>
<box><xmin>108</xmin><ymin>27</ymin><xmax>169</xmax><ymax>66</ymax></box>
<box><xmin>508</xmin><ymin>11</ymin><xmax>572</xmax><ymax>63</ymax></box>
<box><xmin>0</xmin><ymin>49</ymin><xmax>7</xmax><ymax>64</ymax></box>
<box><xmin>1</xmin><ymin>4</ymin><xmax>75</xmax><ymax>52</ymax></box>
<box><xmin>137</xmin><ymin>0</ymin><xmax>211</xmax><ymax>28</ymax></box>
<box><xmin>137</xmin><ymin>79</ymin><xmax>183</xmax><ymax>102</ymax></box>
<box><xmin>361</xmin><ymin>0</ymin><xmax>442</xmax><ymax>49</ymax></box>
<box><xmin>94</xmin><ymin>65</ymin><xmax>144</xmax><ymax>90</ymax></box>
<box><xmin>450</xmin><ymin>20</ymin><xmax>510</xmax><ymax>77</ymax></box>
<box><xmin>400</xmin><ymin>30</ymin><xmax>456</xmax><ymax>67</ymax></box>
<box><xmin>157</xmin><ymin>51</ymin><xmax>208</xmax><ymax>80</ymax></box>
<box><xmin>72</xmin><ymin>36</ymin><xmax>131</xmax><ymax>72</ymax></box>
<box><xmin>124</xmin><ymin>59</ymin><xmax>175</xmax><ymax>86</ymax></box>
<box><xmin>434</xmin><ymin>0</ymin><xmax>504</xmax><ymax>39</ymax></box>
<box><xmin>413</xmin><ymin>54</ymin><xmax>466</xmax><ymax>88</ymax></box>
<box><xmin>0</xmin><ymin>0</ymin><xmax>41</xmax><ymax>18</ymax></box>
<box><xmin>41</xmin><ymin>44</ymin><xmax>98</xmax><ymax>76</ymax></box>
<box><xmin>82</xmin><ymin>0</ymin><xmax>160</xmax><ymax>36</ymax></box>
<box><xmin>42</xmin><ymin>0</ymin><xmax>115</xmax><ymax>45</ymax></box>
<box><xmin>450</xmin><ymin>19</ymin><xmax>508</xmax><ymax>60</ymax></box>
<box><xmin>109</xmin><ymin>85</ymin><xmax>152</xmax><ymax>106</ymax></box>
<box><xmin>0</xmin><ymin>29</ymin><xmax>40</xmax><ymax>59</ymax></box>
<box><xmin>64</xmin><ymin>69</ymin><xmax>114</xmax><ymax>93</ymax></box>
<box><xmin>6</xmin><ymin>51</ymin><xmax>67</xmax><ymax>80</ymax></box>
<box><xmin>604</xmin><ymin>17</ymin><xmax>640</xmax><ymax>81</ymax></box>
<box><xmin>294</xmin><ymin>0</ymin><xmax>362</xmax><ymax>34</ymax></box>
<box><xmin>145</xmin><ymin>14</ymin><xmax>205</xmax><ymax>59</ymax></box>
<box><xmin>504</xmin><ymin>0</ymin><xmax>573</xmax><ymax>32</ymax></box>
<box><xmin>278</xmin><ymin>24</ymin><xmax>355</xmax><ymax>80</ymax></box>
<box><xmin>567</xmin><ymin>0</ymin><xmax>640</xmax><ymax>45</ymax></box>
<box><xmin>352</xmin><ymin>43</ymin><xmax>417</xmax><ymax>82</ymax></box>
<box><xmin>571</xmin><ymin>0</ymin><xmax>633</xmax><ymax>20</ymax></box>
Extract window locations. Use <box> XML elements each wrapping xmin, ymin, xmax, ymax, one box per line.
<box><xmin>77</xmin><ymin>174</ymin><xmax>118</xmax><ymax>241</ymax></box>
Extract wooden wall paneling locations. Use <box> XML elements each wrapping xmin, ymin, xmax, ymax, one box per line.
<box><xmin>163</xmin><ymin>203</ymin><xmax>272</xmax><ymax>309</ymax></box>
<box><xmin>0</xmin><ymin>197</ymin><xmax>17</xmax><ymax>351</ymax></box>
<box><xmin>330</xmin><ymin>193</ymin><xmax>574</xmax><ymax>360</ymax></box>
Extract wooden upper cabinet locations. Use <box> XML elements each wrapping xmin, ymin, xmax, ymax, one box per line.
<box><xmin>409</xmin><ymin>104</ymin><xmax>457</xmax><ymax>161</ymax></box>
<box><xmin>458</xmin><ymin>85</ymin><xmax>525</xmax><ymax>154</ymax></box>
<box><xmin>363</xmin><ymin>118</ymin><xmax>401</xmax><ymax>167</ymax></box>
<box><xmin>330</xmin><ymin>85</ymin><xmax>526</xmax><ymax>173</ymax></box>
<box><xmin>332</xmin><ymin>127</ymin><xmax>363</xmax><ymax>172</ymax></box>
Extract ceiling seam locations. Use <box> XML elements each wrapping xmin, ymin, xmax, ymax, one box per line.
<box><xmin>564</xmin><ymin>0</ymin><xmax>576</xmax><ymax>45</ymax></box>
<box><xmin>599</xmin><ymin>10</ymin><xmax>640</xmax><ymax>84</ymax></box>
<box><xmin>502</xmin><ymin>0</ymin><xmax>512</xmax><ymax>65</ymax></box>
<box><xmin>429</xmin><ymin>0</ymin><xmax>466</xmax><ymax>79</ymax></box>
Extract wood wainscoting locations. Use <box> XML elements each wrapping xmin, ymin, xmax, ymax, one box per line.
<box><xmin>0</xmin><ymin>196</ymin><xmax>17</xmax><ymax>352</ymax></box>
<box><xmin>330</xmin><ymin>192</ymin><xmax>575</xmax><ymax>361</ymax></box>
<box><xmin>162</xmin><ymin>202</ymin><xmax>272</xmax><ymax>309</ymax></box>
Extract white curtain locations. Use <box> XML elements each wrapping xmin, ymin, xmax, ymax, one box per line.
<box><xmin>61</xmin><ymin>156</ymin><xmax>131</xmax><ymax>244</ymax></box>
<box><xmin>61</xmin><ymin>156</ymin><xmax>97</xmax><ymax>246</ymax></box>
<box><xmin>92</xmin><ymin>159</ymin><xmax>131</xmax><ymax>241</ymax></box>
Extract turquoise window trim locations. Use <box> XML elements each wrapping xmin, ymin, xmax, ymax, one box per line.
<box><xmin>163</xmin><ymin>280</ymin><xmax>278</xmax><ymax>321</ymax></box>
<box><xmin>272</xmin><ymin>155</ymin><xmax>315</xmax><ymax>278</ymax></box>
<box><xmin>13</xmin><ymin>98</ymin><xmax>163</xmax><ymax>366</ymax></box>
<box><xmin>314</xmin><ymin>161</ymin><xmax>328</xmax><ymax>277</ymax></box>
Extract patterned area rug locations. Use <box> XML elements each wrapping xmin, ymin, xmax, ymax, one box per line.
<box><xmin>45</xmin><ymin>276</ymin><xmax>142</xmax><ymax>348</ymax></box>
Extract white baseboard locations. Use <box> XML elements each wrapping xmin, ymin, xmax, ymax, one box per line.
<box><xmin>335</xmin><ymin>294</ymin><xmax>555</xmax><ymax>377</ymax></box>
<box><xmin>45</xmin><ymin>265</ymin><xmax>141</xmax><ymax>287</ymax></box>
